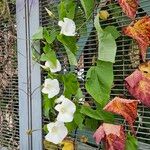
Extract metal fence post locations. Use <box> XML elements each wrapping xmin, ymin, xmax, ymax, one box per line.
<box><xmin>16</xmin><ymin>0</ymin><xmax>42</xmax><ymax>149</ymax></box>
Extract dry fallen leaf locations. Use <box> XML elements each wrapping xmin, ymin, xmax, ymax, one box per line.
<box><xmin>118</xmin><ymin>0</ymin><xmax>138</xmax><ymax>19</ymax></box>
<box><xmin>93</xmin><ymin>123</ymin><xmax>125</xmax><ymax>150</ymax></box>
<box><xmin>123</xmin><ymin>16</ymin><xmax>150</xmax><ymax>61</ymax></box>
<box><xmin>125</xmin><ymin>61</ymin><xmax>150</xmax><ymax>107</ymax></box>
<box><xmin>104</xmin><ymin>97</ymin><xmax>139</xmax><ymax>134</ymax></box>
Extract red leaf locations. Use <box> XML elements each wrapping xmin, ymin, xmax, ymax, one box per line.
<box><xmin>123</xmin><ymin>16</ymin><xmax>150</xmax><ymax>61</ymax></box>
<box><xmin>118</xmin><ymin>0</ymin><xmax>138</xmax><ymax>19</ymax></box>
<box><xmin>104</xmin><ymin>97</ymin><xmax>139</xmax><ymax>134</ymax></box>
<box><xmin>93</xmin><ymin>123</ymin><xmax>125</xmax><ymax>150</ymax></box>
<box><xmin>125</xmin><ymin>61</ymin><xmax>150</xmax><ymax>107</ymax></box>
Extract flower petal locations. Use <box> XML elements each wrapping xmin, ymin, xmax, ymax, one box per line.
<box><xmin>104</xmin><ymin>97</ymin><xmax>139</xmax><ymax>134</ymax></box>
<box><xmin>57</xmin><ymin>113</ymin><xmax>74</xmax><ymax>122</ymax></box>
<box><xmin>118</xmin><ymin>0</ymin><xmax>138</xmax><ymax>19</ymax></box>
<box><xmin>42</xmin><ymin>78</ymin><xmax>60</xmax><ymax>98</ymax></box>
<box><xmin>58</xmin><ymin>18</ymin><xmax>76</xmax><ymax>36</ymax></box>
<box><xmin>45</xmin><ymin>121</ymin><xmax>68</xmax><ymax>144</ymax></box>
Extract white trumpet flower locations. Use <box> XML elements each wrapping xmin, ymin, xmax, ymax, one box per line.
<box><xmin>45</xmin><ymin>121</ymin><xmax>68</xmax><ymax>144</ymax></box>
<box><xmin>42</xmin><ymin>78</ymin><xmax>60</xmax><ymax>98</ymax></box>
<box><xmin>44</xmin><ymin>59</ymin><xmax>61</xmax><ymax>73</ymax></box>
<box><xmin>55</xmin><ymin>95</ymin><xmax>76</xmax><ymax>122</ymax></box>
<box><xmin>58</xmin><ymin>18</ymin><xmax>76</xmax><ymax>36</ymax></box>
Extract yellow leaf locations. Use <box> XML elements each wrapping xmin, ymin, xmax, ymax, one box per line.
<box><xmin>45</xmin><ymin>7</ymin><xmax>54</xmax><ymax>17</ymax></box>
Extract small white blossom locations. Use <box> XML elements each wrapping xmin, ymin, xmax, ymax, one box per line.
<box><xmin>58</xmin><ymin>18</ymin><xmax>76</xmax><ymax>36</ymax></box>
<box><xmin>44</xmin><ymin>59</ymin><xmax>61</xmax><ymax>73</ymax></box>
<box><xmin>55</xmin><ymin>95</ymin><xmax>76</xmax><ymax>122</ymax></box>
<box><xmin>45</xmin><ymin>121</ymin><xmax>68</xmax><ymax>144</ymax></box>
<box><xmin>42</xmin><ymin>78</ymin><xmax>60</xmax><ymax>98</ymax></box>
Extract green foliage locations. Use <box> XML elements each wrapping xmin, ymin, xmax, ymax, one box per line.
<box><xmin>74</xmin><ymin>113</ymin><xmax>84</xmax><ymax>129</ymax></box>
<box><xmin>43</xmin><ymin>95</ymin><xmax>55</xmax><ymax>118</ymax></box>
<box><xmin>104</xmin><ymin>26</ymin><xmax>121</xmax><ymax>40</ymax></box>
<box><xmin>84</xmin><ymin>118</ymin><xmax>99</xmax><ymax>131</ymax></box>
<box><xmin>65</xmin><ymin>121</ymin><xmax>77</xmax><ymax>132</ymax></box>
<box><xmin>94</xmin><ymin>15</ymin><xmax>117</xmax><ymax>63</ymax></box>
<box><xmin>62</xmin><ymin>73</ymin><xmax>79</xmax><ymax>99</ymax></box>
<box><xmin>80</xmin><ymin>0</ymin><xmax>95</xmax><ymax>19</ymax></box>
<box><xmin>43</xmin><ymin>28</ymin><xmax>58</xmax><ymax>44</ymax></box>
<box><xmin>57</xmin><ymin>35</ymin><xmax>77</xmax><ymax>55</ymax></box>
<box><xmin>32</xmin><ymin>27</ymin><xmax>43</xmax><ymax>40</ymax></box>
<box><xmin>80</xmin><ymin>105</ymin><xmax>114</xmax><ymax>122</ymax></box>
<box><xmin>125</xmin><ymin>133</ymin><xmax>138</xmax><ymax>150</ymax></box>
<box><xmin>85</xmin><ymin>60</ymin><xmax>113</xmax><ymax>106</ymax></box>
<box><xmin>58</xmin><ymin>0</ymin><xmax>76</xmax><ymax>20</ymax></box>
<box><xmin>65</xmin><ymin>47</ymin><xmax>77</xmax><ymax>66</ymax></box>
<box><xmin>40</xmin><ymin>44</ymin><xmax>57</xmax><ymax>66</ymax></box>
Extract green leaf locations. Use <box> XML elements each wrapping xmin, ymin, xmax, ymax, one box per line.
<box><xmin>84</xmin><ymin>118</ymin><xmax>99</xmax><ymax>131</ymax></box>
<box><xmin>80</xmin><ymin>105</ymin><xmax>114</xmax><ymax>122</ymax></box>
<box><xmin>57</xmin><ymin>35</ymin><xmax>77</xmax><ymax>55</ymax></box>
<box><xmin>43</xmin><ymin>95</ymin><xmax>55</xmax><ymax>118</ymax></box>
<box><xmin>85</xmin><ymin>60</ymin><xmax>113</xmax><ymax>106</ymax></box>
<box><xmin>65</xmin><ymin>47</ymin><xmax>77</xmax><ymax>66</ymax></box>
<box><xmin>40</xmin><ymin>44</ymin><xmax>57</xmax><ymax>66</ymax></box>
<box><xmin>58</xmin><ymin>0</ymin><xmax>76</xmax><ymax>20</ymax></box>
<box><xmin>94</xmin><ymin>15</ymin><xmax>117</xmax><ymax>63</ymax></box>
<box><xmin>125</xmin><ymin>133</ymin><xmax>138</xmax><ymax>150</ymax></box>
<box><xmin>65</xmin><ymin>121</ymin><xmax>77</xmax><ymax>132</ymax></box>
<box><xmin>63</xmin><ymin>73</ymin><xmax>79</xmax><ymax>98</ymax></box>
<box><xmin>32</xmin><ymin>27</ymin><xmax>43</xmax><ymax>40</ymax></box>
<box><xmin>104</xmin><ymin>26</ymin><xmax>121</xmax><ymax>40</ymax></box>
<box><xmin>80</xmin><ymin>0</ymin><xmax>95</xmax><ymax>19</ymax></box>
<box><xmin>43</xmin><ymin>28</ymin><xmax>58</xmax><ymax>44</ymax></box>
<box><xmin>74</xmin><ymin>113</ymin><xmax>84</xmax><ymax>129</ymax></box>
<box><xmin>75</xmin><ymin>88</ymin><xmax>84</xmax><ymax>100</ymax></box>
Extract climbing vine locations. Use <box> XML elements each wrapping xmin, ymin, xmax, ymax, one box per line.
<box><xmin>32</xmin><ymin>0</ymin><xmax>150</xmax><ymax>149</ymax></box>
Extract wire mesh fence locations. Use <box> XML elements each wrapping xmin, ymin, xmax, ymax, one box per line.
<box><xmin>40</xmin><ymin>0</ymin><xmax>150</xmax><ymax>149</ymax></box>
<box><xmin>0</xmin><ymin>0</ymin><xmax>19</xmax><ymax>150</ymax></box>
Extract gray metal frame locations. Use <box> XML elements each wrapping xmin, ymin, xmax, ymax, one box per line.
<box><xmin>16</xmin><ymin>0</ymin><xmax>42</xmax><ymax>149</ymax></box>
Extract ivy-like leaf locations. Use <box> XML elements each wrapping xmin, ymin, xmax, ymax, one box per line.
<box><xmin>43</xmin><ymin>28</ymin><xmax>58</xmax><ymax>44</ymax></box>
<box><xmin>80</xmin><ymin>105</ymin><xmax>114</xmax><ymax>122</ymax></box>
<box><xmin>40</xmin><ymin>44</ymin><xmax>57</xmax><ymax>66</ymax></box>
<box><xmin>57</xmin><ymin>35</ymin><xmax>77</xmax><ymax>55</ymax></box>
<box><xmin>32</xmin><ymin>27</ymin><xmax>43</xmax><ymax>40</ymax></box>
<box><xmin>74</xmin><ymin>113</ymin><xmax>84</xmax><ymax>129</ymax></box>
<box><xmin>65</xmin><ymin>47</ymin><xmax>77</xmax><ymax>66</ymax></box>
<box><xmin>94</xmin><ymin>15</ymin><xmax>117</xmax><ymax>63</ymax></box>
<box><xmin>43</xmin><ymin>95</ymin><xmax>55</xmax><ymax>118</ymax></box>
<box><xmin>63</xmin><ymin>73</ymin><xmax>79</xmax><ymax>99</ymax></box>
<box><xmin>104</xmin><ymin>26</ymin><xmax>121</xmax><ymax>40</ymax></box>
<box><xmin>125</xmin><ymin>133</ymin><xmax>138</xmax><ymax>150</ymax></box>
<box><xmin>118</xmin><ymin>0</ymin><xmax>139</xmax><ymax>19</ymax></box>
<box><xmin>85</xmin><ymin>60</ymin><xmax>113</xmax><ymax>106</ymax></box>
<box><xmin>58</xmin><ymin>0</ymin><xmax>76</xmax><ymax>20</ymax></box>
<box><xmin>80</xmin><ymin>0</ymin><xmax>95</xmax><ymax>19</ymax></box>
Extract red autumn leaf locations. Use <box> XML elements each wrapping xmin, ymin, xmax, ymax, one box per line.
<box><xmin>93</xmin><ymin>123</ymin><xmax>125</xmax><ymax>150</ymax></box>
<box><xmin>104</xmin><ymin>97</ymin><xmax>139</xmax><ymax>134</ymax></box>
<box><xmin>118</xmin><ymin>0</ymin><xmax>138</xmax><ymax>19</ymax></box>
<box><xmin>125</xmin><ymin>61</ymin><xmax>150</xmax><ymax>107</ymax></box>
<box><xmin>123</xmin><ymin>16</ymin><xmax>150</xmax><ymax>61</ymax></box>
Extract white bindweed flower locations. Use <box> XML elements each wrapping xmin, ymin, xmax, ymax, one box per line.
<box><xmin>58</xmin><ymin>18</ymin><xmax>76</xmax><ymax>36</ymax></box>
<box><xmin>42</xmin><ymin>78</ymin><xmax>60</xmax><ymax>98</ymax></box>
<box><xmin>44</xmin><ymin>59</ymin><xmax>61</xmax><ymax>73</ymax></box>
<box><xmin>55</xmin><ymin>95</ymin><xmax>76</xmax><ymax>122</ymax></box>
<box><xmin>45</xmin><ymin>121</ymin><xmax>68</xmax><ymax>144</ymax></box>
